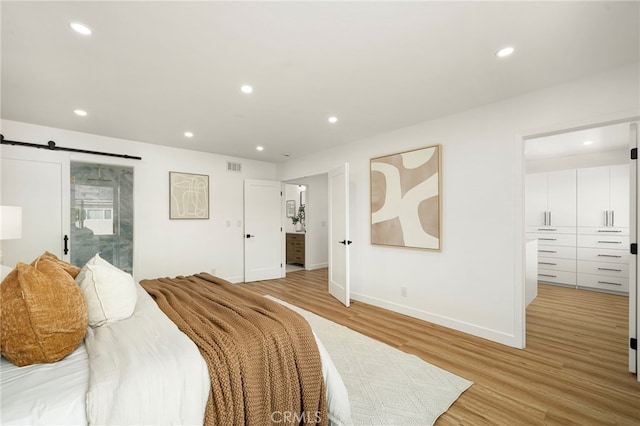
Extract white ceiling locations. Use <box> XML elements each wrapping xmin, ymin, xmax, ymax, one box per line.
<box><xmin>2</xmin><ymin>1</ymin><xmax>638</xmax><ymax>163</ymax></box>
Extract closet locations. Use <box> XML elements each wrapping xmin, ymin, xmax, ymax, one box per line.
<box><xmin>525</xmin><ymin>170</ymin><xmax>577</xmax><ymax>287</ymax></box>
<box><xmin>526</xmin><ymin>164</ymin><xmax>629</xmax><ymax>294</ymax></box>
<box><xmin>576</xmin><ymin>165</ymin><xmax>629</xmax><ymax>293</ymax></box>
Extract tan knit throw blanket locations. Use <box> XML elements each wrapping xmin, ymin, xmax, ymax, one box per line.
<box><xmin>140</xmin><ymin>273</ymin><xmax>327</xmax><ymax>426</ymax></box>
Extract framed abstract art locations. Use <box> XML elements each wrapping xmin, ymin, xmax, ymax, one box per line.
<box><xmin>169</xmin><ymin>171</ymin><xmax>209</xmax><ymax>219</ymax></box>
<box><xmin>370</xmin><ymin>144</ymin><xmax>441</xmax><ymax>250</ymax></box>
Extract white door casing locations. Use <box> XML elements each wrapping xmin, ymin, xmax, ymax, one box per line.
<box><xmin>629</xmin><ymin>122</ymin><xmax>638</xmax><ymax>376</ymax></box>
<box><xmin>244</xmin><ymin>179</ymin><xmax>283</xmax><ymax>282</ymax></box>
<box><xmin>328</xmin><ymin>163</ymin><xmax>350</xmax><ymax>307</ymax></box>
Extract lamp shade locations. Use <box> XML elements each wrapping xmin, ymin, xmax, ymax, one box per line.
<box><xmin>0</xmin><ymin>206</ymin><xmax>22</xmax><ymax>240</ymax></box>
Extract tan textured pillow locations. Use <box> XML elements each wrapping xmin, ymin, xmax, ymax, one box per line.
<box><xmin>0</xmin><ymin>260</ymin><xmax>88</xmax><ymax>367</ymax></box>
<box><xmin>31</xmin><ymin>251</ymin><xmax>81</xmax><ymax>278</ymax></box>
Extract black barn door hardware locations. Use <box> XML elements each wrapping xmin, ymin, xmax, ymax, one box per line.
<box><xmin>1</xmin><ymin>134</ymin><xmax>142</xmax><ymax>160</ymax></box>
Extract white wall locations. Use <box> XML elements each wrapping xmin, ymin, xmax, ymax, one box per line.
<box><xmin>0</xmin><ymin>120</ymin><xmax>276</xmax><ymax>283</ymax></box>
<box><xmin>277</xmin><ymin>63</ymin><xmax>640</xmax><ymax>348</ymax></box>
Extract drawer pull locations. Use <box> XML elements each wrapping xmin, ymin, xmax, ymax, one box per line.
<box><xmin>539</xmin><ymin>250</ymin><xmax>557</xmax><ymax>253</ymax></box>
<box><xmin>598</xmin><ymin>230</ymin><xmax>622</xmax><ymax>233</ymax></box>
<box><xmin>539</xmin><ymin>262</ymin><xmax>557</xmax><ymax>266</ymax></box>
<box><xmin>538</xmin><ymin>228</ymin><xmax>557</xmax><ymax>231</ymax></box>
<box><xmin>597</xmin><ymin>267</ymin><xmax>622</xmax><ymax>272</ymax></box>
<box><xmin>597</xmin><ymin>241</ymin><xmax>622</xmax><ymax>244</ymax></box>
<box><xmin>539</xmin><ymin>238</ymin><xmax>557</xmax><ymax>241</ymax></box>
<box><xmin>539</xmin><ymin>274</ymin><xmax>557</xmax><ymax>278</ymax></box>
<box><xmin>597</xmin><ymin>254</ymin><xmax>622</xmax><ymax>258</ymax></box>
<box><xmin>597</xmin><ymin>281</ymin><xmax>622</xmax><ymax>286</ymax></box>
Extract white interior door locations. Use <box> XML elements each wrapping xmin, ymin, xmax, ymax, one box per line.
<box><xmin>328</xmin><ymin>163</ymin><xmax>350</xmax><ymax>307</ymax></box>
<box><xmin>1</xmin><ymin>152</ymin><xmax>69</xmax><ymax>270</ymax></box>
<box><xmin>244</xmin><ymin>179</ymin><xmax>283</xmax><ymax>282</ymax></box>
<box><xmin>630</xmin><ymin>122</ymin><xmax>638</xmax><ymax>376</ymax></box>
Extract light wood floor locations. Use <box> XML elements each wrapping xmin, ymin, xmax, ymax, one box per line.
<box><xmin>239</xmin><ymin>268</ymin><xmax>640</xmax><ymax>425</ymax></box>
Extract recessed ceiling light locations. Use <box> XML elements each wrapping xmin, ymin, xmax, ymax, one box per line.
<box><xmin>74</xmin><ymin>109</ymin><xmax>87</xmax><ymax>116</ymax></box>
<box><xmin>184</xmin><ymin>131</ymin><xmax>194</xmax><ymax>138</ymax></box>
<box><xmin>70</xmin><ymin>22</ymin><xmax>92</xmax><ymax>36</ymax></box>
<box><xmin>328</xmin><ymin>116</ymin><xmax>338</xmax><ymax>124</ymax></box>
<box><xmin>496</xmin><ymin>46</ymin><xmax>515</xmax><ymax>58</ymax></box>
<box><xmin>241</xmin><ymin>85</ymin><xmax>253</xmax><ymax>94</ymax></box>
<box><xmin>256</xmin><ymin>146</ymin><xmax>264</xmax><ymax>151</ymax></box>
<box><xmin>583</xmin><ymin>140</ymin><xmax>594</xmax><ymax>146</ymax></box>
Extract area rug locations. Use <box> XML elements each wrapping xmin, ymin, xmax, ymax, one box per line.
<box><xmin>266</xmin><ymin>296</ymin><xmax>473</xmax><ymax>426</ymax></box>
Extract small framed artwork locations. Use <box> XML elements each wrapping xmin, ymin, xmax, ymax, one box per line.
<box><xmin>169</xmin><ymin>171</ymin><xmax>210</xmax><ymax>219</ymax></box>
<box><xmin>370</xmin><ymin>144</ymin><xmax>441</xmax><ymax>250</ymax></box>
<box><xmin>286</xmin><ymin>200</ymin><xmax>296</xmax><ymax>218</ymax></box>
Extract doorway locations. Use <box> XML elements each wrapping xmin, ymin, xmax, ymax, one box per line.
<box><xmin>70</xmin><ymin>162</ymin><xmax>134</xmax><ymax>273</ymax></box>
<box><xmin>524</xmin><ymin>120</ymin><xmax>637</xmax><ymax>374</ymax></box>
<box><xmin>283</xmin><ymin>174</ymin><xmax>330</xmax><ymax>273</ymax></box>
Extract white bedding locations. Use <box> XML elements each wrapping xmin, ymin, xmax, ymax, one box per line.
<box><xmin>84</xmin><ymin>283</ymin><xmax>210</xmax><ymax>425</ymax></box>
<box><xmin>1</xmin><ymin>343</ymin><xmax>88</xmax><ymax>425</ymax></box>
<box><xmin>1</xmin><ymin>283</ymin><xmax>351</xmax><ymax>425</ymax></box>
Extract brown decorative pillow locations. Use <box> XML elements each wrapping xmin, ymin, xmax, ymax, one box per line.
<box><xmin>31</xmin><ymin>251</ymin><xmax>81</xmax><ymax>278</ymax></box>
<box><xmin>0</xmin><ymin>260</ymin><xmax>88</xmax><ymax>367</ymax></box>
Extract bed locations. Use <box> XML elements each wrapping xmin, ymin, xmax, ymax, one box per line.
<box><xmin>0</xmin><ymin>253</ymin><xmax>352</xmax><ymax>425</ymax></box>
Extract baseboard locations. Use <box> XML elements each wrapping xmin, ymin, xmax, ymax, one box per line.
<box><xmin>350</xmin><ymin>291</ymin><xmax>521</xmax><ymax>348</ymax></box>
<box><xmin>306</xmin><ymin>262</ymin><xmax>328</xmax><ymax>270</ymax></box>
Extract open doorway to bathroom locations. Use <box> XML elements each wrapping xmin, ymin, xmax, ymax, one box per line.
<box><xmin>283</xmin><ymin>174</ymin><xmax>329</xmax><ymax>274</ymax></box>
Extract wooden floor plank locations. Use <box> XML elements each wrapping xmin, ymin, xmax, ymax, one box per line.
<box><xmin>239</xmin><ymin>268</ymin><xmax>640</xmax><ymax>425</ymax></box>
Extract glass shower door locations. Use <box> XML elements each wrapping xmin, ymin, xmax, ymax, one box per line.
<box><xmin>70</xmin><ymin>162</ymin><xmax>133</xmax><ymax>273</ymax></box>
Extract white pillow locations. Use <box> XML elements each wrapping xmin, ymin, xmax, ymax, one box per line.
<box><xmin>75</xmin><ymin>254</ymin><xmax>137</xmax><ymax>327</ymax></box>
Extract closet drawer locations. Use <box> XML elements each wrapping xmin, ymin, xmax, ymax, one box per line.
<box><xmin>537</xmin><ymin>257</ymin><xmax>576</xmax><ymax>272</ymax></box>
<box><xmin>577</xmin><ymin>261</ymin><xmax>629</xmax><ymax>278</ymax></box>
<box><xmin>528</xmin><ymin>232</ymin><xmax>576</xmax><ymax>247</ymax></box>
<box><xmin>538</xmin><ymin>270</ymin><xmax>576</xmax><ymax>286</ymax></box>
<box><xmin>577</xmin><ymin>227</ymin><xmax>629</xmax><ymax>236</ymax></box>
<box><xmin>577</xmin><ymin>273</ymin><xmax>628</xmax><ymax>293</ymax></box>
<box><xmin>529</xmin><ymin>233</ymin><xmax>576</xmax><ymax>246</ymax></box>
<box><xmin>577</xmin><ymin>234</ymin><xmax>628</xmax><ymax>249</ymax></box>
<box><xmin>577</xmin><ymin>247</ymin><xmax>629</xmax><ymax>264</ymax></box>
<box><xmin>537</xmin><ymin>245</ymin><xmax>576</xmax><ymax>259</ymax></box>
<box><xmin>526</xmin><ymin>226</ymin><xmax>576</xmax><ymax>234</ymax></box>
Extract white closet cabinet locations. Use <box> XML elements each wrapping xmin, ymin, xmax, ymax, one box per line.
<box><xmin>526</xmin><ymin>165</ymin><xmax>629</xmax><ymax>294</ymax></box>
<box><xmin>610</xmin><ymin>165</ymin><xmax>630</xmax><ymax>228</ymax></box>
<box><xmin>576</xmin><ymin>164</ymin><xmax>629</xmax><ymax>293</ymax></box>
<box><xmin>525</xmin><ymin>170</ymin><xmax>577</xmax><ymax>287</ymax></box>
<box><xmin>526</xmin><ymin>170</ymin><xmax>577</xmax><ymax>227</ymax></box>
<box><xmin>577</xmin><ymin>165</ymin><xmax>629</xmax><ymax>228</ymax></box>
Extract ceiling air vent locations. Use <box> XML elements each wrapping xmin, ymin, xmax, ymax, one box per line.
<box><xmin>227</xmin><ymin>161</ymin><xmax>242</xmax><ymax>173</ymax></box>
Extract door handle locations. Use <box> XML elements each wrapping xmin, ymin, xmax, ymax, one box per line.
<box><xmin>245</xmin><ymin>234</ymin><xmax>255</xmax><ymax>239</ymax></box>
<box><xmin>338</xmin><ymin>240</ymin><xmax>352</xmax><ymax>245</ymax></box>
<box><xmin>63</xmin><ymin>235</ymin><xmax>69</xmax><ymax>255</ymax></box>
